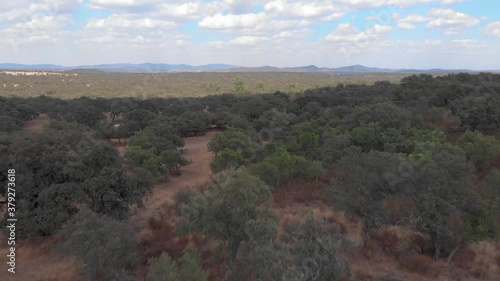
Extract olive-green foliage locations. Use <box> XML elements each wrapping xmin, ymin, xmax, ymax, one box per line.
<box><xmin>208</xmin><ymin>128</ymin><xmax>257</xmax><ymax>172</ymax></box>
<box><xmin>401</xmin><ymin>149</ymin><xmax>479</xmax><ymax>259</ymax></box>
<box><xmin>457</xmin><ymin>130</ymin><xmax>500</xmax><ymax>172</ymax></box>
<box><xmin>2</xmin><ymin>127</ymin><xmax>153</xmax><ymax>238</ymax></box>
<box><xmin>250</xmin><ymin>149</ymin><xmax>325</xmax><ymax>188</ymax></box>
<box><xmin>179</xmin><ymin>169</ymin><xmax>272</xmax><ymax>256</ymax></box>
<box><xmin>282</xmin><ymin>219</ymin><xmax>351</xmax><ymax>281</ymax></box>
<box><xmin>0</xmin><ymin>97</ymin><xmax>37</xmax><ymax>132</ymax></box>
<box><xmin>234</xmin><ymin>76</ymin><xmax>245</xmax><ymax>92</ymax></box>
<box><xmin>210</xmin><ymin>148</ymin><xmax>246</xmax><ymax>172</ymax></box>
<box><xmin>229</xmin><ymin>218</ymin><xmax>351</xmax><ymax>281</ymax></box>
<box><xmin>464</xmin><ymin>169</ymin><xmax>500</xmax><ymax>241</ymax></box>
<box><xmin>333</xmin><ymin>150</ymin><xmax>401</xmax><ymax>243</ymax></box>
<box><xmin>58</xmin><ymin>208</ymin><xmax>141</xmax><ymax>281</ymax></box>
<box><xmin>228</xmin><ymin>219</ymin><xmax>288</xmax><ymax>281</ymax></box>
<box><xmin>126</xmin><ymin>126</ymin><xmax>189</xmax><ymax>176</ymax></box>
<box><xmin>342</xmin><ymin>102</ymin><xmax>411</xmax><ymax>131</ymax></box>
<box><xmin>126</xmin><ymin>145</ymin><xmax>161</xmax><ymax>175</ymax></box>
<box><xmin>147</xmin><ymin>250</ymin><xmax>208</xmax><ymax>281</ymax></box>
<box><xmin>451</xmin><ymin>94</ymin><xmax>500</xmax><ymax>131</ymax></box>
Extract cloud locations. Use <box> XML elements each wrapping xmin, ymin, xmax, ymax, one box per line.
<box><xmin>0</xmin><ymin>0</ymin><xmax>82</xmax><ymax>23</ymax></box>
<box><xmin>483</xmin><ymin>22</ymin><xmax>500</xmax><ymax>37</ymax></box>
<box><xmin>85</xmin><ymin>14</ymin><xmax>176</xmax><ymax>30</ymax></box>
<box><xmin>199</xmin><ymin>12</ymin><xmax>267</xmax><ymax>30</ymax></box>
<box><xmin>274</xmin><ymin>29</ymin><xmax>311</xmax><ymax>39</ymax></box>
<box><xmin>230</xmin><ymin>35</ymin><xmax>268</xmax><ymax>45</ymax></box>
<box><xmin>87</xmin><ymin>0</ymin><xmax>162</xmax><ymax>10</ymax></box>
<box><xmin>393</xmin><ymin>8</ymin><xmax>481</xmax><ymax>34</ymax></box>
<box><xmin>5</xmin><ymin>15</ymin><xmax>73</xmax><ymax>34</ymax></box>
<box><xmin>426</xmin><ymin>8</ymin><xmax>480</xmax><ymax>30</ymax></box>
<box><xmin>264</xmin><ymin>0</ymin><xmax>345</xmax><ymax>21</ymax></box>
<box><xmin>326</xmin><ymin>23</ymin><xmax>393</xmax><ymax>45</ymax></box>
<box><xmin>0</xmin><ymin>14</ymin><xmax>73</xmax><ymax>49</ymax></box>
<box><xmin>393</xmin><ymin>13</ymin><xmax>429</xmax><ymax>29</ymax></box>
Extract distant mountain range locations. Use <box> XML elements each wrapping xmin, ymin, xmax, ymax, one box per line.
<box><xmin>0</xmin><ymin>63</ymin><xmax>488</xmax><ymax>74</ymax></box>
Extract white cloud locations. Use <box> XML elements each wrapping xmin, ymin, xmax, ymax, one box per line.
<box><xmin>483</xmin><ymin>22</ymin><xmax>500</xmax><ymax>37</ymax></box>
<box><xmin>274</xmin><ymin>29</ymin><xmax>311</xmax><ymax>39</ymax></box>
<box><xmin>0</xmin><ymin>0</ymin><xmax>82</xmax><ymax>23</ymax></box>
<box><xmin>5</xmin><ymin>15</ymin><xmax>73</xmax><ymax>34</ymax></box>
<box><xmin>85</xmin><ymin>14</ymin><xmax>176</xmax><ymax>30</ymax></box>
<box><xmin>326</xmin><ymin>23</ymin><xmax>393</xmax><ymax>45</ymax></box>
<box><xmin>230</xmin><ymin>35</ymin><xmax>268</xmax><ymax>45</ymax></box>
<box><xmin>393</xmin><ymin>8</ymin><xmax>481</xmax><ymax>34</ymax></box>
<box><xmin>199</xmin><ymin>12</ymin><xmax>266</xmax><ymax>30</ymax></box>
<box><xmin>220</xmin><ymin>0</ymin><xmax>268</xmax><ymax>13</ymax></box>
<box><xmin>87</xmin><ymin>0</ymin><xmax>162</xmax><ymax>10</ymax></box>
<box><xmin>426</xmin><ymin>8</ymin><xmax>480</xmax><ymax>29</ymax></box>
<box><xmin>264</xmin><ymin>0</ymin><xmax>345</xmax><ymax>20</ymax></box>
<box><xmin>394</xmin><ymin>13</ymin><xmax>428</xmax><ymax>29</ymax></box>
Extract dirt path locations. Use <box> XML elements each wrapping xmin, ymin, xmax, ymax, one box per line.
<box><xmin>129</xmin><ymin>130</ymin><xmax>220</xmax><ymax>228</ymax></box>
<box><xmin>22</xmin><ymin>113</ymin><xmax>50</xmax><ymax>132</ymax></box>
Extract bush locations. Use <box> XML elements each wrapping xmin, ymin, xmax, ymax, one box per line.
<box><xmin>175</xmin><ymin>189</ymin><xmax>195</xmax><ymax>205</ymax></box>
<box><xmin>147</xmin><ymin>250</ymin><xmax>209</xmax><ymax>281</ymax></box>
<box><xmin>58</xmin><ymin>208</ymin><xmax>141</xmax><ymax>281</ymax></box>
<box><xmin>457</xmin><ymin>130</ymin><xmax>500</xmax><ymax>172</ymax></box>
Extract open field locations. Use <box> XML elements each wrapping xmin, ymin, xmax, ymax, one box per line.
<box><xmin>0</xmin><ymin>71</ymin><xmax>413</xmax><ymax>99</ymax></box>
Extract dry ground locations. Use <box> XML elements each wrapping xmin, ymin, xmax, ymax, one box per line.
<box><xmin>129</xmin><ymin>130</ymin><xmax>220</xmax><ymax>229</ymax></box>
<box><xmin>22</xmin><ymin>114</ymin><xmax>49</xmax><ymax>133</ymax></box>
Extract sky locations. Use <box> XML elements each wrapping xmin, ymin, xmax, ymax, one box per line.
<box><xmin>0</xmin><ymin>0</ymin><xmax>499</xmax><ymax>69</ymax></box>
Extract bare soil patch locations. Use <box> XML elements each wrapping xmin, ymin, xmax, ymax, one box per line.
<box><xmin>22</xmin><ymin>114</ymin><xmax>50</xmax><ymax>133</ymax></box>
<box><xmin>129</xmin><ymin>130</ymin><xmax>221</xmax><ymax>228</ymax></box>
<box><xmin>0</xmin><ymin>237</ymin><xmax>83</xmax><ymax>281</ymax></box>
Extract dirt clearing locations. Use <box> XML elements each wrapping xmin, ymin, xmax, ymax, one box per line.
<box><xmin>22</xmin><ymin>114</ymin><xmax>50</xmax><ymax>133</ymax></box>
<box><xmin>129</xmin><ymin>130</ymin><xmax>220</xmax><ymax>228</ymax></box>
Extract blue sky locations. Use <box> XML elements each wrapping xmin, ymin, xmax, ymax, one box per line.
<box><xmin>0</xmin><ymin>0</ymin><xmax>499</xmax><ymax>69</ymax></box>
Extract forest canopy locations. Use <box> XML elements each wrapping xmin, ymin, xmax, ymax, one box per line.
<box><xmin>1</xmin><ymin>72</ymin><xmax>499</xmax><ymax>280</ymax></box>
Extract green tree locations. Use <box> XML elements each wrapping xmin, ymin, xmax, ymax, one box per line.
<box><xmin>451</xmin><ymin>94</ymin><xmax>498</xmax><ymax>131</ymax></box>
<box><xmin>250</xmin><ymin>149</ymin><xmax>325</xmax><ymax>188</ymax></box>
<box><xmin>207</xmin><ymin>81</ymin><xmax>221</xmax><ymax>93</ymax></box>
<box><xmin>2</xmin><ymin>129</ymin><xmax>153</xmax><ymax>238</ymax></box>
<box><xmin>208</xmin><ymin>129</ymin><xmax>257</xmax><ymax>173</ymax></box>
<box><xmin>159</xmin><ymin>150</ymin><xmax>190</xmax><ymax>174</ymax></box>
<box><xmin>58</xmin><ymin>208</ymin><xmax>141</xmax><ymax>281</ymax></box>
<box><xmin>402</xmin><ymin>149</ymin><xmax>480</xmax><ymax>260</ymax></box>
<box><xmin>230</xmin><ymin>218</ymin><xmax>351</xmax><ymax>281</ymax></box>
<box><xmin>228</xmin><ymin>219</ymin><xmax>289</xmax><ymax>281</ymax></box>
<box><xmin>234</xmin><ymin>76</ymin><xmax>245</xmax><ymax>92</ymax></box>
<box><xmin>332</xmin><ymin>150</ymin><xmax>401</xmax><ymax>246</ymax></box>
<box><xmin>126</xmin><ymin>145</ymin><xmax>160</xmax><ymax>175</ymax></box>
<box><xmin>147</xmin><ymin>250</ymin><xmax>208</xmax><ymax>281</ymax></box>
<box><xmin>282</xmin><ymin>219</ymin><xmax>351</xmax><ymax>281</ymax></box>
<box><xmin>210</xmin><ymin>148</ymin><xmax>246</xmax><ymax>172</ymax></box>
<box><xmin>180</xmin><ymin>169</ymin><xmax>272</xmax><ymax>256</ymax></box>
<box><xmin>464</xmin><ymin>169</ymin><xmax>500</xmax><ymax>241</ymax></box>
<box><xmin>457</xmin><ymin>130</ymin><xmax>500</xmax><ymax>172</ymax></box>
